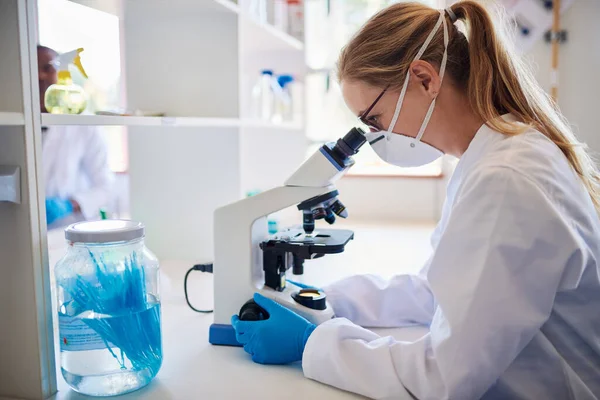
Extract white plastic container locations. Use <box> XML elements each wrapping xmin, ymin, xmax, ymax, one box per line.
<box><xmin>287</xmin><ymin>0</ymin><xmax>304</xmax><ymax>40</ymax></box>
<box><xmin>276</xmin><ymin>75</ymin><xmax>294</xmax><ymax>122</ymax></box>
<box><xmin>290</xmin><ymin>78</ymin><xmax>304</xmax><ymax>124</ymax></box>
<box><xmin>266</xmin><ymin>0</ymin><xmax>274</xmax><ymax>25</ymax></box>
<box><xmin>248</xmin><ymin>0</ymin><xmax>267</xmax><ymax>23</ymax></box>
<box><xmin>273</xmin><ymin>0</ymin><xmax>288</xmax><ymax>32</ymax></box>
<box><xmin>252</xmin><ymin>69</ymin><xmax>275</xmax><ymax>121</ymax></box>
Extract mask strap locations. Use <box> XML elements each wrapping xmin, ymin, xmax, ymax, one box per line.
<box><xmin>415</xmin><ymin>12</ymin><xmax>449</xmax><ymax>142</ymax></box>
<box><xmin>386</xmin><ymin>70</ymin><xmax>411</xmax><ymax>137</ymax></box>
<box><xmin>386</xmin><ymin>12</ymin><xmax>445</xmax><ymax>137</ymax></box>
<box><xmin>415</xmin><ymin>12</ymin><xmax>445</xmax><ymax>60</ymax></box>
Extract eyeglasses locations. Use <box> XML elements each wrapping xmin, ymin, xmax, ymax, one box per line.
<box><xmin>359</xmin><ymin>85</ymin><xmax>389</xmax><ymax>132</ymax></box>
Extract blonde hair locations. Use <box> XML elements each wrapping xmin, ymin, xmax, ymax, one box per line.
<box><xmin>338</xmin><ymin>1</ymin><xmax>600</xmax><ymax>213</ymax></box>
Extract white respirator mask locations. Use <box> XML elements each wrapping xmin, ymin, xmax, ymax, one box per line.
<box><xmin>366</xmin><ymin>10</ymin><xmax>450</xmax><ymax>168</ymax></box>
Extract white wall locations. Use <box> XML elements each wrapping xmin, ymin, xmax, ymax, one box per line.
<box><xmin>338</xmin><ymin>0</ymin><xmax>600</xmax><ymax>225</ymax></box>
<box><xmin>337</xmin><ymin>175</ymin><xmax>446</xmax><ymax>222</ymax></box>
<box><xmin>128</xmin><ymin>127</ymin><xmax>241</xmax><ymax>261</ymax></box>
<box><xmin>528</xmin><ymin>0</ymin><xmax>600</xmax><ymax>154</ymax></box>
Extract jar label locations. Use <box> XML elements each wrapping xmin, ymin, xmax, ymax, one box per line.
<box><xmin>59</xmin><ymin>314</ymin><xmax>115</xmax><ymax>351</ymax></box>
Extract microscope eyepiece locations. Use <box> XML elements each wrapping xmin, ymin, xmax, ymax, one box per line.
<box><xmin>319</xmin><ymin>127</ymin><xmax>367</xmax><ymax>171</ymax></box>
<box><xmin>333</xmin><ymin>127</ymin><xmax>367</xmax><ymax>159</ymax></box>
<box><xmin>344</xmin><ymin>127</ymin><xmax>368</xmax><ymax>153</ymax></box>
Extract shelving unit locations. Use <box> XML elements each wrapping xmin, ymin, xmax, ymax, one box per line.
<box><xmin>103</xmin><ymin>0</ymin><xmax>310</xmax><ymax>261</ymax></box>
<box><xmin>0</xmin><ymin>111</ymin><xmax>26</xmax><ymax>125</ymax></box>
<box><xmin>41</xmin><ymin>114</ymin><xmax>304</xmax><ymax>130</ymax></box>
<box><xmin>0</xmin><ymin>0</ymin><xmax>56</xmax><ymax>399</ymax></box>
<box><xmin>0</xmin><ymin>0</ymin><xmax>311</xmax><ymax>397</ymax></box>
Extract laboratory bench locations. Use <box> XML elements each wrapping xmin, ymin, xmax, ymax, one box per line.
<box><xmin>46</xmin><ymin>223</ymin><xmax>433</xmax><ymax>400</ymax></box>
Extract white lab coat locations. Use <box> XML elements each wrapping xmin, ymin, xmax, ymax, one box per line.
<box><xmin>303</xmin><ymin>117</ymin><xmax>600</xmax><ymax>399</ymax></box>
<box><xmin>42</xmin><ymin>125</ymin><xmax>114</xmax><ymax>221</ymax></box>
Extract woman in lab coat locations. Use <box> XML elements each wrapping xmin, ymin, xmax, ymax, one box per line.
<box><xmin>231</xmin><ymin>2</ymin><xmax>600</xmax><ymax>399</ymax></box>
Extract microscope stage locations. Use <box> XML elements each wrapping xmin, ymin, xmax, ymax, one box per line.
<box><xmin>261</xmin><ymin>228</ymin><xmax>354</xmax><ymax>256</ymax></box>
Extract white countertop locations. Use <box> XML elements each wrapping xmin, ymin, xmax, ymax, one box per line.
<box><xmin>47</xmin><ymin>222</ymin><xmax>434</xmax><ymax>399</ymax></box>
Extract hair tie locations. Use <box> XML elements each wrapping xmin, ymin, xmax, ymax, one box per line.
<box><xmin>445</xmin><ymin>7</ymin><xmax>457</xmax><ymax>23</ymax></box>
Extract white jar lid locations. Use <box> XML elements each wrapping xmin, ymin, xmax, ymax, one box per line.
<box><xmin>65</xmin><ymin>220</ymin><xmax>145</xmax><ymax>243</ymax></box>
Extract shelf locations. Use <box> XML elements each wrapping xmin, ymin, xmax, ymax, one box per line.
<box><xmin>241</xmin><ymin>119</ymin><xmax>303</xmax><ymax>130</ymax></box>
<box><xmin>214</xmin><ymin>0</ymin><xmax>304</xmax><ymax>52</ymax></box>
<box><xmin>0</xmin><ymin>112</ymin><xmax>25</xmax><ymax>126</ymax></box>
<box><xmin>245</xmin><ymin>18</ymin><xmax>304</xmax><ymax>52</ymax></box>
<box><xmin>40</xmin><ymin>114</ymin><xmax>305</xmax><ymax>130</ymax></box>
<box><xmin>41</xmin><ymin>114</ymin><xmax>240</xmax><ymax>127</ymax></box>
<box><xmin>212</xmin><ymin>0</ymin><xmax>240</xmax><ymax>14</ymax></box>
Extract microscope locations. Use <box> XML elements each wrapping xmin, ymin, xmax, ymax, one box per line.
<box><xmin>209</xmin><ymin>127</ymin><xmax>367</xmax><ymax>346</ymax></box>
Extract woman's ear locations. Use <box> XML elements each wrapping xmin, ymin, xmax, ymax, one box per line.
<box><xmin>409</xmin><ymin>60</ymin><xmax>441</xmax><ymax>98</ymax></box>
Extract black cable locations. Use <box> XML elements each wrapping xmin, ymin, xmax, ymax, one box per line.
<box><xmin>184</xmin><ymin>263</ymin><xmax>214</xmax><ymax>313</ymax></box>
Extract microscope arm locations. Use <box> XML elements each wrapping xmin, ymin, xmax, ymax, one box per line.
<box><xmin>213</xmin><ymin>185</ymin><xmax>335</xmax><ymax>325</ymax></box>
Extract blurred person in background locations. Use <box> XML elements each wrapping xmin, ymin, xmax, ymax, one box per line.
<box><xmin>38</xmin><ymin>45</ymin><xmax>114</xmax><ymax>228</ymax></box>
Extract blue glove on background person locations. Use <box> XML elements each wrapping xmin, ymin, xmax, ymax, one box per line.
<box><xmin>45</xmin><ymin>197</ymin><xmax>73</xmax><ymax>225</ymax></box>
<box><xmin>231</xmin><ymin>293</ymin><xmax>316</xmax><ymax>365</ymax></box>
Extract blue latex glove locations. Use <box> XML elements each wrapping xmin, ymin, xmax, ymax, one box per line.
<box><xmin>45</xmin><ymin>197</ymin><xmax>73</xmax><ymax>225</ymax></box>
<box><xmin>231</xmin><ymin>293</ymin><xmax>316</xmax><ymax>365</ymax></box>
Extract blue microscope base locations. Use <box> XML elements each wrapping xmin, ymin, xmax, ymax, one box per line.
<box><xmin>209</xmin><ymin>323</ymin><xmax>242</xmax><ymax>346</ymax></box>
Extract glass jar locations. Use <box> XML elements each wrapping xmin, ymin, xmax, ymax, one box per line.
<box><xmin>55</xmin><ymin>220</ymin><xmax>162</xmax><ymax>397</ymax></box>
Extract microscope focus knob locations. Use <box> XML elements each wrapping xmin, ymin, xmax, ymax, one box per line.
<box><xmin>239</xmin><ymin>299</ymin><xmax>269</xmax><ymax>321</ymax></box>
<box><xmin>292</xmin><ymin>289</ymin><xmax>327</xmax><ymax>311</ymax></box>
